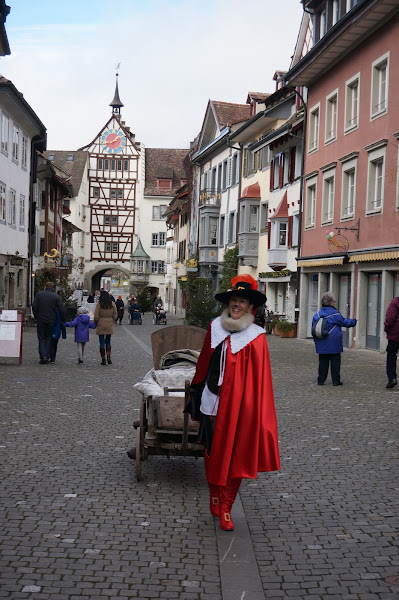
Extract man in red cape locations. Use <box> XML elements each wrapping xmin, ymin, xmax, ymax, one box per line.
<box><xmin>185</xmin><ymin>274</ymin><xmax>280</xmax><ymax>530</ymax></box>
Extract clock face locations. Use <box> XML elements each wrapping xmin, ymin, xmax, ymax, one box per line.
<box><xmin>101</xmin><ymin>128</ymin><xmax>126</xmax><ymax>153</ymax></box>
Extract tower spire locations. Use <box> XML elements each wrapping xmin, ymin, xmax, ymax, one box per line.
<box><xmin>110</xmin><ymin>72</ymin><xmax>124</xmax><ymax>115</ymax></box>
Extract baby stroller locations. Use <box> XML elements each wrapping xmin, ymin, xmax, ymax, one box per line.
<box><xmin>129</xmin><ymin>304</ymin><xmax>142</xmax><ymax>325</ymax></box>
<box><xmin>153</xmin><ymin>304</ymin><xmax>167</xmax><ymax>325</ymax></box>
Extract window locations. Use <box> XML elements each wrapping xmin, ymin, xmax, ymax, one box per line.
<box><xmin>0</xmin><ymin>182</ymin><xmax>6</xmax><ymax>221</ymax></box>
<box><xmin>219</xmin><ymin>215</ymin><xmax>225</xmax><ymax>245</ymax></box>
<box><xmin>341</xmin><ymin>158</ymin><xmax>357</xmax><ymax>219</ymax></box>
<box><xmin>105</xmin><ymin>215</ymin><xmax>111</xmax><ymax>225</ymax></box>
<box><xmin>151</xmin><ymin>261</ymin><xmax>158</xmax><ymax>273</ymax></box>
<box><xmin>112</xmin><ymin>243</ymin><xmax>118</xmax><ymax>252</ymax></box>
<box><xmin>105</xmin><ymin>242</ymin><xmax>111</xmax><ymax>252</ymax></box>
<box><xmin>153</xmin><ymin>205</ymin><xmax>167</xmax><ymax>219</ymax></box>
<box><xmin>345</xmin><ymin>74</ymin><xmax>360</xmax><ymax>133</ymax></box>
<box><xmin>151</xmin><ymin>260</ymin><xmax>166</xmax><ymax>274</ymax></box>
<box><xmin>93</xmin><ymin>187</ymin><xmax>100</xmax><ymax>198</ymax></box>
<box><xmin>21</xmin><ymin>134</ymin><xmax>28</xmax><ymax>169</ymax></box>
<box><xmin>104</xmin><ymin>159</ymin><xmax>109</xmax><ymax>170</ymax></box>
<box><xmin>247</xmin><ymin>150</ymin><xmax>254</xmax><ymax>175</ymax></box>
<box><xmin>325</xmin><ymin>91</ymin><xmax>338</xmax><ymax>143</ymax></box>
<box><xmin>292</xmin><ymin>212</ymin><xmax>299</xmax><ymax>246</ymax></box>
<box><xmin>260</xmin><ymin>203</ymin><xmax>268</xmax><ymax>233</ymax></box>
<box><xmin>278</xmin><ymin>222</ymin><xmax>287</xmax><ymax>247</ymax></box>
<box><xmin>366</xmin><ymin>146</ymin><xmax>386</xmax><ymax>214</ymax></box>
<box><xmin>159</xmin><ymin>232</ymin><xmax>166</xmax><ymax>246</ymax></box>
<box><xmin>260</xmin><ymin>145</ymin><xmax>270</xmax><ymax>169</ymax></box>
<box><xmin>111</xmin><ymin>159</ymin><xmax>116</xmax><ymax>171</ymax></box>
<box><xmin>249</xmin><ymin>206</ymin><xmax>259</xmax><ymax>232</ymax></box>
<box><xmin>112</xmin><ymin>215</ymin><xmax>117</xmax><ymax>226</ymax></box>
<box><xmin>308</xmin><ymin>104</ymin><xmax>320</xmax><ymax>152</ymax></box>
<box><xmin>124</xmin><ymin>160</ymin><xmax>129</xmax><ymax>171</ymax></box>
<box><xmin>19</xmin><ymin>194</ymin><xmax>25</xmax><ymax>228</ymax></box>
<box><xmin>217</xmin><ymin>164</ymin><xmax>222</xmax><ymax>191</ymax></box>
<box><xmin>152</xmin><ymin>233</ymin><xmax>159</xmax><ymax>246</ymax></box>
<box><xmin>1</xmin><ymin>112</ymin><xmax>9</xmax><ymax>154</ymax></box>
<box><xmin>117</xmin><ymin>160</ymin><xmax>122</xmax><ymax>171</ymax></box>
<box><xmin>67</xmin><ymin>154</ymin><xmax>74</xmax><ymax>161</ymax></box>
<box><xmin>211</xmin><ymin>167</ymin><xmax>217</xmax><ymax>190</ymax></box>
<box><xmin>137</xmin><ymin>260</ymin><xmax>145</xmax><ymax>273</ymax></box>
<box><xmin>305</xmin><ymin>179</ymin><xmax>317</xmax><ymax>228</ymax></box>
<box><xmin>209</xmin><ymin>217</ymin><xmax>218</xmax><ymax>245</ymax></box>
<box><xmin>9</xmin><ymin>189</ymin><xmax>16</xmax><ymax>226</ymax></box>
<box><xmin>228</xmin><ymin>211</ymin><xmax>236</xmax><ymax>244</ymax></box>
<box><xmin>232</xmin><ymin>153</ymin><xmax>238</xmax><ymax>185</ymax></box>
<box><xmin>222</xmin><ymin>159</ymin><xmax>228</xmax><ymax>190</ymax></box>
<box><xmin>12</xmin><ymin>124</ymin><xmax>19</xmax><ymax>162</ymax></box>
<box><xmin>332</xmin><ymin>0</ymin><xmax>339</xmax><ymax>25</ymax></box>
<box><xmin>98</xmin><ymin>158</ymin><xmax>103</xmax><ymax>170</ymax></box>
<box><xmin>322</xmin><ymin>174</ymin><xmax>335</xmax><ymax>224</ymax></box>
<box><xmin>110</xmin><ymin>189</ymin><xmax>116</xmax><ymax>200</ymax></box>
<box><xmin>371</xmin><ymin>53</ymin><xmax>389</xmax><ymax>119</ymax></box>
<box><xmin>117</xmin><ymin>189</ymin><xmax>123</xmax><ymax>199</ymax></box>
<box><xmin>48</xmin><ymin>153</ymin><xmax>55</xmax><ymax>161</ymax></box>
<box><xmin>319</xmin><ymin>9</ymin><xmax>326</xmax><ymax>38</ymax></box>
<box><xmin>157</xmin><ymin>178</ymin><xmax>172</xmax><ymax>191</ymax></box>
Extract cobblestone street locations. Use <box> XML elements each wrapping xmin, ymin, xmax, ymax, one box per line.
<box><xmin>0</xmin><ymin>314</ymin><xmax>398</xmax><ymax>600</ymax></box>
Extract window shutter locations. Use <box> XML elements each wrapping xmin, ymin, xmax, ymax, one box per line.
<box><xmin>288</xmin><ymin>215</ymin><xmax>293</xmax><ymax>248</ymax></box>
<box><xmin>279</xmin><ymin>154</ymin><xmax>284</xmax><ymax>188</ymax></box>
<box><xmin>270</xmin><ymin>159</ymin><xmax>274</xmax><ymax>191</ymax></box>
<box><xmin>296</xmin><ymin>87</ymin><xmax>301</xmax><ymax>110</ymax></box>
<box><xmin>267</xmin><ymin>221</ymin><xmax>271</xmax><ymax>249</ymax></box>
<box><xmin>243</xmin><ymin>150</ymin><xmax>248</xmax><ymax>178</ymax></box>
<box><xmin>289</xmin><ymin>147</ymin><xmax>296</xmax><ymax>182</ymax></box>
<box><xmin>254</xmin><ymin>150</ymin><xmax>259</xmax><ymax>173</ymax></box>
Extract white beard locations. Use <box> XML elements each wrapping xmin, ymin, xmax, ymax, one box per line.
<box><xmin>220</xmin><ymin>308</ymin><xmax>254</xmax><ymax>332</ymax></box>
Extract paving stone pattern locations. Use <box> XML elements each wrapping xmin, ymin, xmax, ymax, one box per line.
<box><xmin>0</xmin><ymin>314</ymin><xmax>398</xmax><ymax>600</ymax></box>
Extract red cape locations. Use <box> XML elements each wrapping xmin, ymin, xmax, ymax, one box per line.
<box><xmin>192</xmin><ymin>324</ymin><xmax>280</xmax><ymax>486</ymax></box>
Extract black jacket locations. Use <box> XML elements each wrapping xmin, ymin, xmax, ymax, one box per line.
<box><xmin>32</xmin><ymin>289</ymin><xmax>66</xmax><ymax>324</ymax></box>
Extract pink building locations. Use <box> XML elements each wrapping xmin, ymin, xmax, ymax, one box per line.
<box><xmin>285</xmin><ymin>0</ymin><xmax>399</xmax><ymax>351</ymax></box>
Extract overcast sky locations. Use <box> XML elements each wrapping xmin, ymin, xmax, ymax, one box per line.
<box><xmin>2</xmin><ymin>0</ymin><xmax>303</xmax><ymax>151</ymax></box>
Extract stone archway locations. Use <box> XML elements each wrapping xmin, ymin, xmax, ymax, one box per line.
<box><xmin>85</xmin><ymin>264</ymin><xmax>131</xmax><ymax>294</ymax></box>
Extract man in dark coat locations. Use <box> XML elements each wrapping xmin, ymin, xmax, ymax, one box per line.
<box><xmin>32</xmin><ymin>282</ymin><xmax>66</xmax><ymax>364</ymax></box>
<box><xmin>384</xmin><ymin>296</ymin><xmax>399</xmax><ymax>388</ymax></box>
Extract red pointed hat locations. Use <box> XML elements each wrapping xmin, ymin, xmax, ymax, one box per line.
<box><xmin>215</xmin><ymin>274</ymin><xmax>266</xmax><ymax>308</ymax></box>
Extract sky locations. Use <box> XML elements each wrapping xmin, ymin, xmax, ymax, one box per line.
<box><xmin>1</xmin><ymin>0</ymin><xmax>304</xmax><ymax>151</ymax></box>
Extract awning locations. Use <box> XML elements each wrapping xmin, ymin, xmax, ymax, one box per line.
<box><xmin>349</xmin><ymin>250</ymin><xmax>399</xmax><ymax>262</ymax></box>
<box><xmin>297</xmin><ymin>256</ymin><xmax>345</xmax><ymax>267</ymax></box>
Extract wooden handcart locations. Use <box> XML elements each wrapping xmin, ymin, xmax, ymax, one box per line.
<box><xmin>131</xmin><ymin>325</ymin><xmax>207</xmax><ymax>481</ymax></box>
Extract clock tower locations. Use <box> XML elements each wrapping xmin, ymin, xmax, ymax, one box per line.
<box><xmin>78</xmin><ymin>75</ymin><xmax>140</xmax><ymax>281</ymax></box>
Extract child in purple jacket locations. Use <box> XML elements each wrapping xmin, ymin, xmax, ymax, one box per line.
<box><xmin>64</xmin><ymin>306</ymin><xmax>96</xmax><ymax>364</ymax></box>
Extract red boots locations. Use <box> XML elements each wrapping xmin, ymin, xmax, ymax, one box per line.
<box><xmin>204</xmin><ymin>452</ymin><xmax>221</xmax><ymax>517</ymax></box>
<box><xmin>219</xmin><ymin>478</ymin><xmax>242</xmax><ymax>531</ymax></box>
<box><xmin>204</xmin><ymin>453</ymin><xmax>242</xmax><ymax>530</ymax></box>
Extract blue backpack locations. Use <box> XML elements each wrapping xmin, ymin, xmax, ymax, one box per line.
<box><xmin>312</xmin><ymin>312</ymin><xmax>339</xmax><ymax>339</ymax></box>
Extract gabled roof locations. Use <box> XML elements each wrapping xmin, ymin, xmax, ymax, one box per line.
<box><xmin>0</xmin><ymin>76</ymin><xmax>46</xmax><ymax>137</ymax></box>
<box><xmin>212</xmin><ymin>101</ymin><xmax>251</xmax><ymax>128</ymax></box>
<box><xmin>247</xmin><ymin>92</ymin><xmax>271</xmax><ymax>104</ymax></box>
<box><xmin>44</xmin><ymin>150</ymin><xmax>88</xmax><ymax>197</ymax></box>
<box><xmin>144</xmin><ymin>148</ymin><xmax>188</xmax><ymax>197</ymax></box>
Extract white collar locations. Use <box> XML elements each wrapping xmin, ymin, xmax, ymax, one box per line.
<box><xmin>211</xmin><ymin>314</ymin><xmax>265</xmax><ymax>354</ymax></box>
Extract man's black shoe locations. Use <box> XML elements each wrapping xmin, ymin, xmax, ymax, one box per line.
<box><xmin>386</xmin><ymin>379</ymin><xmax>397</xmax><ymax>389</ymax></box>
<box><xmin>333</xmin><ymin>381</ymin><xmax>343</xmax><ymax>386</ymax></box>
<box><xmin>39</xmin><ymin>358</ymin><xmax>48</xmax><ymax>364</ymax></box>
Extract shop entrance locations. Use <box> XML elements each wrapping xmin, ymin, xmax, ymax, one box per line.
<box><xmin>307</xmin><ymin>274</ymin><xmax>319</xmax><ymax>337</ymax></box>
<box><xmin>366</xmin><ymin>273</ymin><xmax>381</xmax><ymax>350</ymax></box>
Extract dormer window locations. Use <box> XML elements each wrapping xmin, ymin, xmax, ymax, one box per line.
<box><xmin>48</xmin><ymin>154</ymin><xmax>55</xmax><ymax>161</ymax></box>
<box><xmin>157</xmin><ymin>178</ymin><xmax>172</xmax><ymax>191</ymax></box>
<box><xmin>67</xmin><ymin>154</ymin><xmax>74</xmax><ymax>161</ymax></box>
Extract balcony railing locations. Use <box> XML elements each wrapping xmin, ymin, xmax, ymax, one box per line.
<box><xmin>199</xmin><ymin>189</ymin><xmax>221</xmax><ymax>207</ymax></box>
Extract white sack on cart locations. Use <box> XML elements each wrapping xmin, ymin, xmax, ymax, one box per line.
<box><xmin>133</xmin><ymin>366</ymin><xmax>196</xmax><ymax>397</ymax></box>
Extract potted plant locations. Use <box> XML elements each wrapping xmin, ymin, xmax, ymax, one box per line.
<box><xmin>275</xmin><ymin>320</ymin><xmax>295</xmax><ymax>338</ymax></box>
<box><xmin>270</xmin><ymin>319</ymin><xmax>280</xmax><ymax>336</ymax></box>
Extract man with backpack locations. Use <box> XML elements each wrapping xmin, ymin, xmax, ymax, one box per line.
<box><xmin>311</xmin><ymin>291</ymin><xmax>357</xmax><ymax>386</ymax></box>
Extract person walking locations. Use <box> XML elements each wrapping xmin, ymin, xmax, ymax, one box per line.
<box><xmin>115</xmin><ymin>296</ymin><xmax>125</xmax><ymax>325</ymax></box>
<box><xmin>32</xmin><ymin>281</ymin><xmax>66</xmax><ymax>364</ymax></box>
<box><xmin>87</xmin><ymin>292</ymin><xmax>95</xmax><ymax>303</ymax></box>
<box><xmin>184</xmin><ymin>274</ymin><xmax>280</xmax><ymax>531</ymax></box>
<box><xmin>49</xmin><ymin>309</ymin><xmax>66</xmax><ymax>364</ymax></box>
<box><xmin>311</xmin><ymin>291</ymin><xmax>357</xmax><ymax>386</ymax></box>
<box><xmin>384</xmin><ymin>295</ymin><xmax>399</xmax><ymax>389</ymax></box>
<box><xmin>94</xmin><ymin>290</ymin><xmax>117</xmax><ymax>365</ymax></box>
<box><xmin>64</xmin><ymin>306</ymin><xmax>96</xmax><ymax>364</ymax></box>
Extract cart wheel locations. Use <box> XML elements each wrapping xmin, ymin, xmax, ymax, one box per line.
<box><xmin>136</xmin><ymin>427</ymin><xmax>142</xmax><ymax>481</ymax></box>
